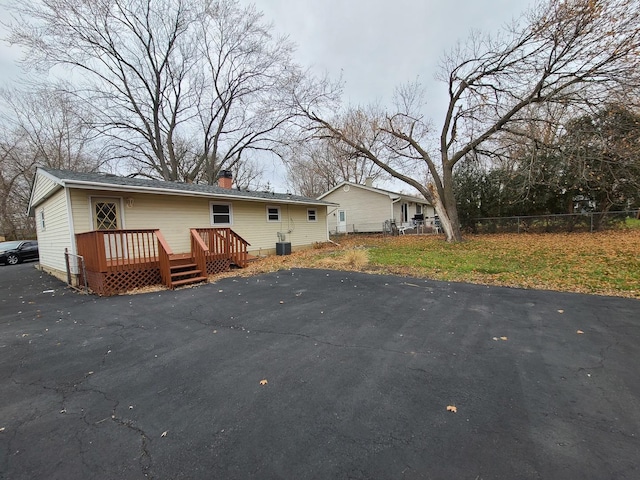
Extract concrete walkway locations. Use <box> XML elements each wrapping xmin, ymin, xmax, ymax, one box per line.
<box><xmin>1</xmin><ymin>263</ymin><xmax>639</xmax><ymax>479</ymax></box>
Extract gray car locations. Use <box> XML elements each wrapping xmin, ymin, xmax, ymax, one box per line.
<box><xmin>0</xmin><ymin>240</ymin><xmax>39</xmax><ymax>265</ymax></box>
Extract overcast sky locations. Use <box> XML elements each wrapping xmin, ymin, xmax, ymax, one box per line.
<box><xmin>0</xmin><ymin>0</ymin><xmax>532</xmax><ymax>191</ymax></box>
<box><xmin>256</xmin><ymin>1</ymin><xmax>531</xmax><ymax>111</ymax></box>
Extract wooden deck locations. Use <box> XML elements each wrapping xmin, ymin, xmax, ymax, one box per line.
<box><xmin>76</xmin><ymin>228</ymin><xmax>250</xmax><ymax>296</ymax></box>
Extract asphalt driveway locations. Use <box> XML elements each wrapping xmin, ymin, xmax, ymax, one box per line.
<box><xmin>1</xmin><ymin>263</ymin><xmax>639</xmax><ymax>479</ymax></box>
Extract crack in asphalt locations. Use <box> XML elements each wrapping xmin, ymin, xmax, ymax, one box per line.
<box><xmin>211</xmin><ymin>322</ymin><xmax>424</xmax><ymax>357</ymax></box>
<box><xmin>6</xmin><ymin>361</ymin><xmax>155</xmax><ymax>480</ymax></box>
<box><xmin>109</xmin><ymin>401</ymin><xmax>154</xmax><ymax>479</ymax></box>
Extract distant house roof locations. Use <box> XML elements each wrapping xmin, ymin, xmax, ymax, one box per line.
<box><xmin>30</xmin><ymin>168</ymin><xmax>336</xmax><ymax>213</ymax></box>
<box><xmin>317</xmin><ymin>181</ymin><xmax>431</xmax><ymax>205</ymax></box>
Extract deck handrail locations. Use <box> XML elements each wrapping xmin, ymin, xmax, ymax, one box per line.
<box><xmin>156</xmin><ymin>230</ymin><xmax>173</xmax><ymax>288</ymax></box>
<box><xmin>76</xmin><ymin>229</ymin><xmax>159</xmax><ymax>273</ymax></box>
<box><xmin>190</xmin><ymin>229</ymin><xmax>209</xmax><ymax>277</ymax></box>
<box><xmin>195</xmin><ymin>227</ymin><xmax>251</xmax><ymax>268</ymax></box>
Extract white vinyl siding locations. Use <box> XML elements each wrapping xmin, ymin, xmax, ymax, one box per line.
<box><xmin>30</xmin><ymin>174</ymin><xmax>59</xmax><ymax>208</ymax></box>
<box><xmin>35</xmin><ymin>189</ymin><xmax>73</xmax><ymax>274</ymax></box>
<box><xmin>322</xmin><ymin>186</ymin><xmax>392</xmax><ymax>233</ymax></box>
<box><xmin>321</xmin><ymin>184</ymin><xmax>435</xmax><ymax>233</ymax></box>
<box><xmin>233</xmin><ymin>203</ymin><xmax>327</xmax><ymax>253</ymax></box>
<box><xmin>69</xmin><ymin>188</ymin><xmax>327</xmax><ymax>255</ymax></box>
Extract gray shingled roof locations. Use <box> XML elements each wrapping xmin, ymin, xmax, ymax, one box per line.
<box><xmin>318</xmin><ymin>181</ymin><xmax>431</xmax><ymax>205</ymax></box>
<box><xmin>40</xmin><ymin>168</ymin><xmax>334</xmax><ymax>206</ymax></box>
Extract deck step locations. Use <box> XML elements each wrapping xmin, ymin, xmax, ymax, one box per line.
<box><xmin>170</xmin><ymin>262</ymin><xmax>198</xmax><ymax>271</ymax></box>
<box><xmin>170</xmin><ymin>269</ymin><xmax>202</xmax><ymax>279</ymax></box>
<box><xmin>171</xmin><ymin>276</ymin><xmax>208</xmax><ymax>287</ymax></box>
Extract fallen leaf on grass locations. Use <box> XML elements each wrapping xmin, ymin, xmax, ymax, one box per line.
<box><xmin>259</xmin><ymin>379</ymin><xmax>268</xmax><ymax>386</ymax></box>
<box><xmin>446</xmin><ymin>405</ymin><xmax>457</xmax><ymax>413</ymax></box>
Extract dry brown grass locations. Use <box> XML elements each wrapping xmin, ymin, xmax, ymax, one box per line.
<box><xmin>118</xmin><ymin>231</ymin><xmax>640</xmax><ymax>298</ymax></box>
<box><xmin>211</xmin><ymin>231</ymin><xmax>640</xmax><ymax>298</ymax></box>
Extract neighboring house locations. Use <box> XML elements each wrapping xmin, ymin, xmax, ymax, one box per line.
<box><xmin>318</xmin><ymin>179</ymin><xmax>435</xmax><ymax>234</ymax></box>
<box><xmin>27</xmin><ymin>168</ymin><xmax>335</xmax><ymax>295</ymax></box>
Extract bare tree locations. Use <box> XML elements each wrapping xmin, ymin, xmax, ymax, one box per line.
<box><xmin>0</xmin><ymin>85</ymin><xmax>105</xmax><ymax>238</ymax></box>
<box><xmin>300</xmin><ymin>0</ymin><xmax>640</xmax><ymax>242</ymax></box>
<box><xmin>228</xmin><ymin>157</ymin><xmax>265</xmax><ymax>191</ymax></box>
<box><xmin>7</xmin><ymin>0</ymin><xmax>322</xmax><ymax>184</ymax></box>
<box><xmin>284</xmin><ymin>138</ymin><xmax>387</xmax><ymax>198</ymax></box>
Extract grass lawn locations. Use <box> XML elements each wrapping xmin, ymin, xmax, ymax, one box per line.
<box><xmin>233</xmin><ymin>230</ymin><xmax>640</xmax><ymax>299</ymax></box>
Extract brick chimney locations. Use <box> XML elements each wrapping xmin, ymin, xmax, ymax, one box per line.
<box><xmin>217</xmin><ymin>170</ymin><xmax>233</xmax><ymax>189</ymax></box>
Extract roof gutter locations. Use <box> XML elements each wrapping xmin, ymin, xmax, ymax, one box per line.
<box><xmin>54</xmin><ymin>179</ymin><xmax>335</xmax><ymax>207</ymax></box>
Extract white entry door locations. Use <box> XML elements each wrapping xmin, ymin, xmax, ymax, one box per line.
<box><xmin>337</xmin><ymin>209</ymin><xmax>347</xmax><ymax>233</ymax></box>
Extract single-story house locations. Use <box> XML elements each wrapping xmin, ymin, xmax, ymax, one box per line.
<box><xmin>27</xmin><ymin>168</ymin><xmax>335</xmax><ymax>295</ymax></box>
<box><xmin>317</xmin><ymin>179</ymin><xmax>435</xmax><ymax>234</ymax></box>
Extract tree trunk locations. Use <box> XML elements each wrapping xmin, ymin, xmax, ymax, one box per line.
<box><xmin>439</xmin><ymin>165</ymin><xmax>464</xmax><ymax>242</ymax></box>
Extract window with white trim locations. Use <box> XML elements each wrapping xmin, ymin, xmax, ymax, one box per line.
<box><xmin>307</xmin><ymin>208</ymin><xmax>317</xmax><ymax>222</ymax></box>
<box><xmin>210</xmin><ymin>202</ymin><xmax>232</xmax><ymax>225</ymax></box>
<box><xmin>39</xmin><ymin>209</ymin><xmax>45</xmax><ymax>230</ymax></box>
<box><xmin>416</xmin><ymin>204</ymin><xmax>422</xmax><ymax>214</ymax></box>
<box><xmin>266</xmin><ymin>206</ymin><xmax>281</xmax><ymax>222</ymax></box>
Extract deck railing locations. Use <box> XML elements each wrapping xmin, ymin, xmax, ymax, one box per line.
<box><xmin>75</xmin><ymin>227</ymin><xmax>250</xmax><ymax>294</ymax></box>
<box><xmin>190</xmin><ymin>229</ymin><xmax>209</xmax><ymax>277</ymax></box>
<box><xmin>76</xmin><ymin>229</ymin><xmax>160</xmax><ymax>272</ymax></box>
<box><xmin>196</xmin><ymin>227</ymin><xmax>251</xmax><ymax>267</ymax></box>
<box><xmin>156</xmin><ymin>230</ymin><xmax>173</xmax><ymax>288</ymax></box>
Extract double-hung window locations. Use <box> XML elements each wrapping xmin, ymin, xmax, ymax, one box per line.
<box><xmin>39</xmin><ymin>209</ymin><xmax>46</xmax><ymax>230</ymax></box>
<box><xmin>211</xmin><ymin>203</ymin><xmax>232</xmax><ymax>225</ymax></box>
<box><xmin>307</xmin><ymin>208</ymin><xmax>317</xmax><ymax>222</ymax></box>
<box><xmin>266</xmin><ymin>206</ymin><xmax>281</xmax><ymax>222</ymax></box>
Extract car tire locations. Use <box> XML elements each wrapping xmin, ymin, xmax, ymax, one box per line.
<box><xmin>6</xmin><ymin>253</ymin><xmax>20</xmax><ymax>265</ymax></box>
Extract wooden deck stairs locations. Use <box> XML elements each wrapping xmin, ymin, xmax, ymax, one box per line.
<box><xmin>75</xmin><ymin>227</ymin><xmax>251</xmax><ymax>295</ymax></box>
<box><xmin>168</xmin><ymin>255</ymin><xmax>208</xmax><ymax>288</ymax></box>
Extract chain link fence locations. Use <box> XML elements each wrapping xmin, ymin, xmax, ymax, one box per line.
<box><xmin>467</xmin><ymin>210</ymin><xmax>640</xmax><ymax>234</ymax></box>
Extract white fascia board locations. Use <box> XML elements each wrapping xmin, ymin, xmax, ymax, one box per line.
<box><xmin>317</xmin><ymin>181</ymin><xmax>349</xmax><ymax>200</ymax></box>
<box><xmin>58</xmin><ymin>178</ymin><xmax>335</xmax><ymax>207</ymax></box>
<box><xmin>27</xmin><ymin>168</ymin><xmax>65</xmax><ymax>216</ymax></box>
